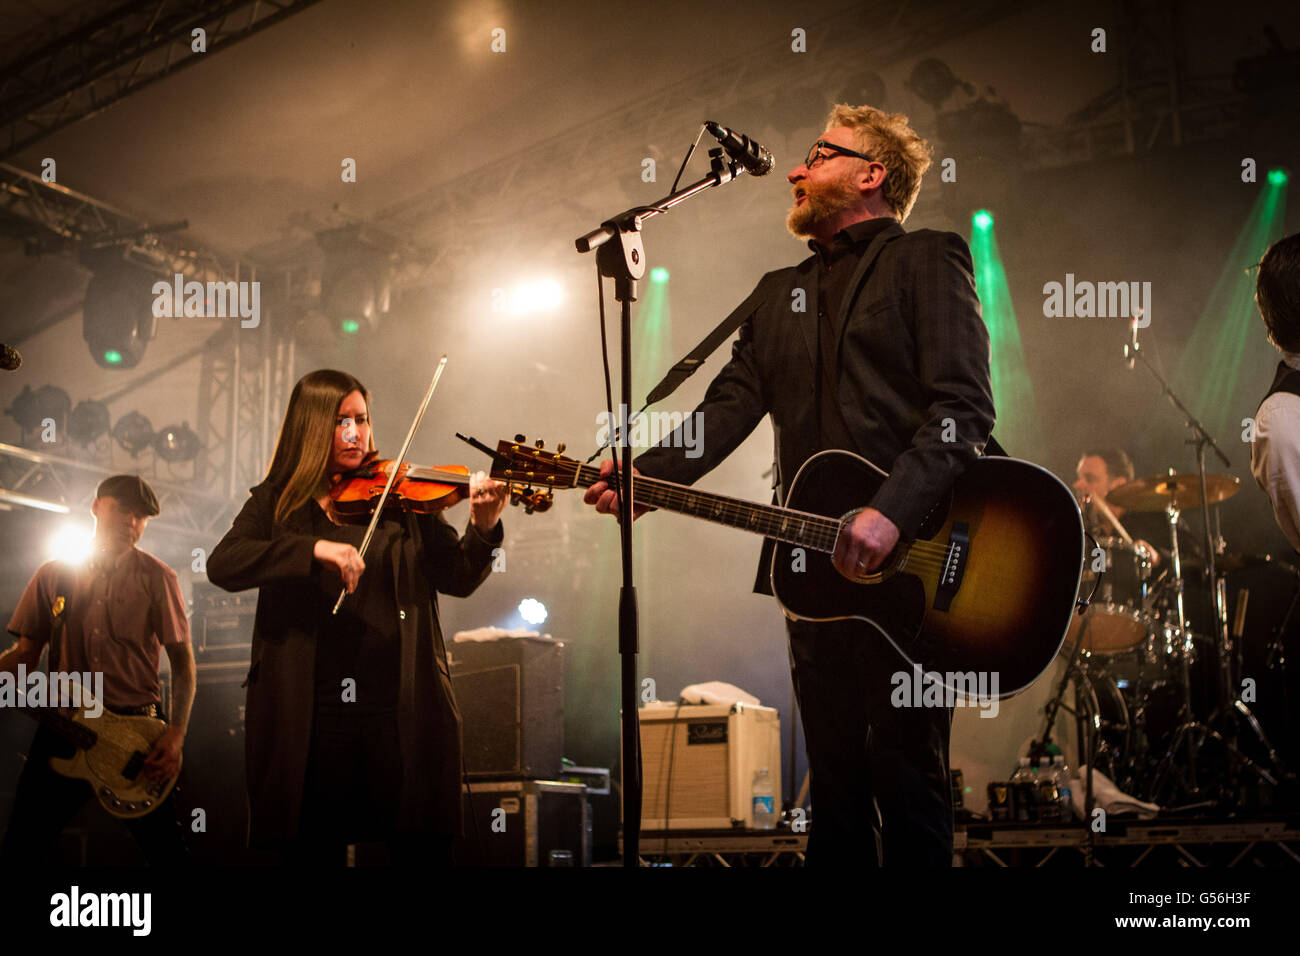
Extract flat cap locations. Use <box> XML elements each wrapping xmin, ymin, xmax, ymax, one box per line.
<box><xmin>95</xmin><ymin>474</ymin><xmax>160</xmax><ymax>517</ymax></box>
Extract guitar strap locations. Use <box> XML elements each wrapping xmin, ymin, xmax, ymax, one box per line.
<box><xmin>642</xmin><ymin>231</ymin><xmax>1008</xmax><ymax>457</ymax></box>
<box><xmin>643</xmin><ymin>276</ymin><xmax>773</xmax><ymax>406</ymax></box>
<box><xmin>47</xmin><ymin>562</ymin><xmax>75</xmax><ymax>675</ymax></box>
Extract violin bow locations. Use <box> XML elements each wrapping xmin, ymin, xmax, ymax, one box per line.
<box><xmin>332</xmin><ymin>355</ymin><xmax>449</xmax><ymax>615</ymax></box>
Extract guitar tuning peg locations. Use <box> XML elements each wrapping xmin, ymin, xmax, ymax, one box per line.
<box><xmin>535</xmin><ymin>438</ymin><xmax>544</xmax><ymax>449</ymax></box>
<box><xmin>515</xmin><ymin>434</ymin><xmax>526</xmax><ymax>443</ymax></box>
<box><xmin>556</xmin><ymin>442</ymin><xmax>566</xmax><ymax>454</ymax></box>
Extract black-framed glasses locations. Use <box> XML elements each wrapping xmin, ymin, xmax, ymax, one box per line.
<box><xmin>804</xmin><ymin>139</ymin><xmax>874</xmax><ymax>169</ymax></box>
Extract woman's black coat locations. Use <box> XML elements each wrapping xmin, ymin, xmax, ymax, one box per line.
<box><xmin>206</xmin><ymin>481</ymin><xmax>500</xmax><ymax>846</ymax></box>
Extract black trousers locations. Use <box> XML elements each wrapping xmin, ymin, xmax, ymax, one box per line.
<box><xmin>284</xmin><ymin>708</ymin><xmax>452</xmax><ymax>867</ymax></box>
<box><xmin>787</xmin><ymin>617</ymin><xmax>954</xmax><ymax>866</ymax></box>
<box><xmin>0</xmin><ymin>724</ymin><xmax>188</xmax><ymax>866</ymax></box>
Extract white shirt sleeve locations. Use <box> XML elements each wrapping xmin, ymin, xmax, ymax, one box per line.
<box><xmin>1251</xmin><ymin>392</ymin><xmax>1300</xmax><ymax>553</ymax></box>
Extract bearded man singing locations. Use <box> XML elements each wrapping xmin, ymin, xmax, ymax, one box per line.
<box><xmin>585</xmin><ymin>104</ymin><xmax>996</xmax><ymax>866</ymax></box>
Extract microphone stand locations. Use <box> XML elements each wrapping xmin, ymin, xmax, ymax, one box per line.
<box><xmin>575</xmin><ymin>147</ymin><xmax>748</xmax><ymax>867</ymax></box>
<box><xmin>1125</xmin><ymin>329</ymin><xmax>1280</xmax><ymax>804</ymax></box>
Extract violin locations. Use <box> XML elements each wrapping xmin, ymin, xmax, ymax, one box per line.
<box><xmin>328</xmin><ymin>450</ymin><xmax>551</xmax><ymax>522</ymax></box>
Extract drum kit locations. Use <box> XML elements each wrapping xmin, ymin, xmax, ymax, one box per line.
<box><xmin>1041</xmin><ymin>469</ymin><xmax>1297</xmax><ymax>811</ymax></box>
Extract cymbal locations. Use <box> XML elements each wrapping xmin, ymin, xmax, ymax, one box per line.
<box><xmin>1106</xmin><ymin>473</ymin><xmax>1239</xmax><ymax>512</ymax></box>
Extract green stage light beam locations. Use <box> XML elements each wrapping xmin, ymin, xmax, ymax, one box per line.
<box><xmin>1174</xmin><ymin>170</ymin><xmax>1288</xmax><ymax>443</ymax></box>
<box><xmin>969</xmin><ymin>210</ymin><xmax>1045</xmax><ymax>458</ymax></box>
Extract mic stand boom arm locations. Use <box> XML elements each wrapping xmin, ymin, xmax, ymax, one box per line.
<box><xmin>575</xmin><ymin>149</ymin><xmax>746</xmax><ymax>254</ymax></box>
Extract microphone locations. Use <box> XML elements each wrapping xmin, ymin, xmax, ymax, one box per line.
<box><xmin>704</xmin><ymin>121</ymin><xmax>774</xmax><ymax>177</ymax></box>
<box><xmin>0</xmin><ymin>343</ymin><xmax>20</xmax><ymax>371</ymax></box>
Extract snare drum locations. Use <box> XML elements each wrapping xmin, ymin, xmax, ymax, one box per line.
<box><xmin>1064</xmin><ymin>537</ymin><xmax>1155</xmax><ymax>655</ymax></box>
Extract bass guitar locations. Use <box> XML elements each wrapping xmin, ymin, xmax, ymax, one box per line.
<box><xmin>15</xmin><ymin>686</ymin><xmax>177</xmax><ymax>819</ymax></box>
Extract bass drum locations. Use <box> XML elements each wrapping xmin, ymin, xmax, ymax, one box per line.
<box><xmin>1063</xmin><ymin>538</ymin><xmax>1155</xmax><ymax>656</ymax></box>
<box><xmin>1107</xmin><ymin>623</ymin><xmax>1213</xmax><ymax>765</ymax></box>
<box><xmin>1071</xmin><ymin>668</ymin><xmax>1139</xmax><ymax>793</ymax></box>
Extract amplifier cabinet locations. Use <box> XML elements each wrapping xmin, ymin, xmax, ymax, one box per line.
<box><xmin>456</xmin><ymin>780</ymin><xmax>589</xmax><ymax>867</ymax></box>
<box><xmin>635</xmin><ymin>702</ymin><xmax>781</xmax><ymax>830</ymax></box>
<box><xmin>448</xmin><ymin>638</ymin><xmax>564</xmax><ymax>779</ymax></box>
<box><xmin>192</xmin><ymin>580</ymin><xmax>255</xmax><ymax>662</ymax></box>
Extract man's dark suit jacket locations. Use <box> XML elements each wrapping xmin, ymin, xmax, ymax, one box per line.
<box><xmin>635</xmin><ymin>218</ymin><xmax>996</xmax><ymax>592</ymax></box>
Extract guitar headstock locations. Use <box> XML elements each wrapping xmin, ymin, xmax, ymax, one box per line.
<box><xmin>492</xmin><ymin>435</ymin><xmax>583</xmax><ymax>514</ymax></box>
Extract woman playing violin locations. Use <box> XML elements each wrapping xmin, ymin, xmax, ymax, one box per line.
<box><xmin>207</xmin><ymin>369</ymin><xmax>507</xmax><ymax>865</ymax></box>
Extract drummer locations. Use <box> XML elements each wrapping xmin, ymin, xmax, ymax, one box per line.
<box><xmin>1073</xmin><ymin>447</ymin><xmax>1167</xmax><ymax>568</ymax></box>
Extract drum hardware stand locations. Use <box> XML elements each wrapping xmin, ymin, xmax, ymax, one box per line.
<box><xmin>1033</xmin><ymin>641</ymin><xmax>1114</xmax><ymax>861</ymax></box>
<box><xmin>1263</xmin><ymin>574</ymin><xmax>1296</xmax><ymax>773</ymax></box>
<box><xmin>1162</xmin><ymin>497</ymin><xmax>1202</xmax><ymax>800</ymax></box>
<box><xmin>1125</xmin><ymin>326</ymin><xmax>1281</xmax><ymax>808</ymax></box>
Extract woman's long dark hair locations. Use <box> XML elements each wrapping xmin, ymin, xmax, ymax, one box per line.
<box><xmin>265</xmin><ymin>369</ymin><xmax>374</xmax><ymax>524</ymax></box>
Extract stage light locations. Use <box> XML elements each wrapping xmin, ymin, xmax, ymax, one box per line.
<box><xmin>112</xmin><ymin>411</ymin><xmax>154</xmax><ymax>457</ymax></box>
<box><xmin>82</xmin><ymin>259</ymin><xmax>161</xmax><ymax>369</ymax></box>
<box><xmin>972</xmin><ymin>210</ymin><xmax>994</xmax><ymax>231</ymax></box>
<box><xmin>832</xmin><ymin>72</ymin><xmax>887</xmax><ymax>110</ymax></box>
<box><xmin>47</xmin><ymin>523</ymin><xmax>94</xmax><ymax>565</ymax></box>
<box><xmin>153</xmin><ymin>422</ymin><xmax>200</xmax><ymax>462</ymax></box>
<box><xmin>318</xmin><ymin>225</ymin><xmax>394</xmax><ymax>338</ymax></box>
<box><xmin>4</xmin><ymin>384</ymin><xmax>71</xmax><ymax>436</ymax></box>
<box><xmin>518</xmin><ymin>598</ymin><xmax>547</xmax><ymax>626</ymax></box>
<box><xmin>649</xmin><ymin>267</ymin><xmax>669</xmax><ymax>284</ymax></box>
<box><xmin>906</xmin><ymin>58</ymin><xmax>972</xmax><ymax>111</ymax></box>
<box><xmin>1268</xmin><ymin>168</ymin><xmax>1289</xmax><ymax>186</ymax></box>
<box><xmin>506</xmin><ymin>280</ymin><xmax>564</xmax><ymax>315</ymax></box>
<box><xmin>939</xmin><ymin>99</ymin><xmax>1022</xmax><ymax>164</ymax></box>
<box><xmin>68</xmin><ymin>400</ymin><xmax>111</xmax><ymax>444</ymax></box>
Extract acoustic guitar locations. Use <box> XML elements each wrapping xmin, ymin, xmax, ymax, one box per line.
<box><xmin>489</xmin><ymin>439</ymin><xmax>1085</xmax><ymax>697</ymax></box>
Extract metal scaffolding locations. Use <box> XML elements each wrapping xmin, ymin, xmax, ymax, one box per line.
<box><xmin>0</xmin><ymin>0</ymin><xmax>325</xmax><ymax>161</ymax></box>
<box><xmin>0</xmin><ymin>158</ymin><xmax>296</xmax><ymax>509</ymax></box>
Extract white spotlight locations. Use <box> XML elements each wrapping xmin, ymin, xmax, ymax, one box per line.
<box><xmin>47</xmin><ymin>523</ymin><xmax>94</xmax><ymax>565</ymax></box>
<box><xmin>509</xmin><ymin>280</ymin><xmax>564</xmax><ymax>315</ymax></box>
<box><xmin>518</xmin><ymin>598</ymin><xmax>548</xmax><ymax>626</ymax></box>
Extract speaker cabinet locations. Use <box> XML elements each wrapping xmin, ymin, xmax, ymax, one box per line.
<box><xmin>448</xmin><ymin>637</ymin><xmax>564</xmax><ymax>779</ymax></box>
<box><xmin>635</xmin><ymin>702</ymin><xmax>781</xmax><ymax>830</ymax></box>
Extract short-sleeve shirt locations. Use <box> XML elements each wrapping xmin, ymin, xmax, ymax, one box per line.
<box><xmin>6</xmin><ymin>548</ymin><xmax>190</xmax><ymax>711</ymax></box>
<box><xmin>1252</xmin><ymin>353</ymin><xmax>1300</xmax><ymax>554</ymax></box>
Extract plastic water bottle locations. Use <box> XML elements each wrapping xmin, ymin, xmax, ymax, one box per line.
<box><xmin>1010</xmin><ymin>757</ymin><xmax>1033</xmax><ymax>822</ymax></box>
<box><xmin>1036</xmin><ymin>756</ymin><xmax>1060</xmax><ymax>822</ymax></box>
<box><xmin>752</xmin><ymin>768</ymin><xmax>776</xmax><ymax>829</ymax></box>
<box><xmin>1053</xmin><ymin>755</ymin><xmax>1074</xmax><ymax>820</ymax></box>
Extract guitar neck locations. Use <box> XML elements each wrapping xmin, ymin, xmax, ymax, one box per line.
<box><xmin>16</xmin><ymin>701</ymin><xmax>96</xmax><ymax>750</ymax></box>
<box><xmin>570</xmin><ymin>463</ymin><xmax>839</xmax><ymax>552</ymax></box>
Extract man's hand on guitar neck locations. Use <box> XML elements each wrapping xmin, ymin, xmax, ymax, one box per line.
<box><xmin>584</xmin><ymin>459</ymin><xmax>650</xmax><ymax>520</ymax></box>
<box><xmin>833</xmin><ymin>507</ymin><xmax>900</xmax><ymax>578</ymax></box>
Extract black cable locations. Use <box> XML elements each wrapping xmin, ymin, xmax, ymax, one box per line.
<box><xmin>460</xmin><ymin>747</ymin><xmax>482</xmax><ymax>864</ymax></box>
<box><xmin>660</xmin><ymin>699</ymin><xmax>684</xmax><ymax>859</ymax></box>
<box><xmin>596</xmin><ymin>264</ymin><xmax>618</xmax><ymax>478</ymax></box>
<box><xmin>585</xmin><ymin>260</ymin><xmax>644</xmax><ymax>463</ymax></box>
<box><xmin>584</xmin><ymin>127</ymin><xmax>708</xmax><ymax>466</ymax></box>
<box><xmin>669</xmin><ymin>123</ymin><xmax>708</xmax><ymax>195</ymax></box>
